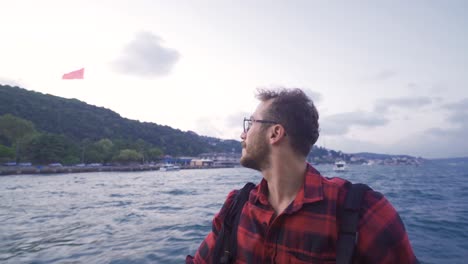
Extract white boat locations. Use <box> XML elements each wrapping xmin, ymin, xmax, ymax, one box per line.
<box><xmin>333</xmin><ymin>161</ymin><xmax>347</xmax><ymax>172</ymax></box>
<box><xmin>159</xmin><ymin>164</ymin><xmax>181</xmax><ymax>171</ymax></box>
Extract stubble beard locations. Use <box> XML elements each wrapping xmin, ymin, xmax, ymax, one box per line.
<box><xmin>240</xmin><ymin>137</ymin><xmax>270</xmax><ymax>171</ymax></box>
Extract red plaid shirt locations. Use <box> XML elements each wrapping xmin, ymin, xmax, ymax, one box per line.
<box><xmin>187</xmin><ymin>164</ymin><xmax>418</xmax><ymax>263</ymax></box>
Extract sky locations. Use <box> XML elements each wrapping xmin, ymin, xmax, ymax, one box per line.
<box><xmin>1</xmin><ymin>0</ymin><xmax>467</xmax><ymax>159</ymax></box>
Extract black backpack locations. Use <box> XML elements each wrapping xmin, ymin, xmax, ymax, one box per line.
<box><xmin>212</xmin><ymin>182</ymin><xmax>371</xmax><ymax>264</ymax></box>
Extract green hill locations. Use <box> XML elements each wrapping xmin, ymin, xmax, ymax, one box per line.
<box><xmin>0</xmin><ymin>84</ymin><xmax>240</xmax><ymax>157</ymax></box>
<box><xmin>0</xmin><ymin>84</ymin><xmax>422</xmax><ymax>166</ymax></box>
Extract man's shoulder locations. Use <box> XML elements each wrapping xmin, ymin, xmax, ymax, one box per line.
<box><xmin>322</xmin><ymin>175</ymin><xmax>350</xmax><ymax>187</ymax></box>
<box><xmin>221</xmin><ymin>183</ymin><xmax>258</xmax><ymax>209</ymax></box>
<box><xmin>317</xmin><ymin>174</ymin><xmax>385</xmax><ymax>208</ymax></box>
<box><xmin>307</xmin><ymin>164</ymin><xmax>350</xmax><ymax>189</ymax></box>
<box><xmin>319</xmin><ymin>174</ymin><xmax>352</xmax><ymax>197</ymax></box>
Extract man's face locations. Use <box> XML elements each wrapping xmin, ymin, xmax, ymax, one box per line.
<box><xmin>240</xmin><ymin>101</ymin><xmax>271</xmax><ymax>171</ymax></box>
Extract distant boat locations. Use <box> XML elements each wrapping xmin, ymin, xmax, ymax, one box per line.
<box><xmin>159</xmin><ymin>164</ymin><xmax>180</xmax><ymax>171</ymax></box>
<box><xmin>333</xmin><ymin>161</ymin><xmax>347</xmax><ymax>172</ymax></box>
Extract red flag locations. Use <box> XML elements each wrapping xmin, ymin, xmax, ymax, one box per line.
<box><xmin>62</xmin><ymin>68</ymin><xmax>84</xmax><ymax>79</ymax></box>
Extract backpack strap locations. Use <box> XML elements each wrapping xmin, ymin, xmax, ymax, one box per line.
<box><xmin>337</xmin><ymin>183</ymin><xmax>371</xmax><ymax>264</ymax></box>
<box><xmin>213</xmin><ymin>182</ymin><xmax>256</xmax><ymax>264</ymax></box>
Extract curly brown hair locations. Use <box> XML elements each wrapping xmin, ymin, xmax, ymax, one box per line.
<box><xmin>256</xmin><ymin>88</ymin><xmax>319</xmax><ymax>156</ymax></box>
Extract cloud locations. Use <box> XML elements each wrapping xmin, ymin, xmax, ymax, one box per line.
<box><xmin>302</xmin><ymin>88</ymin><xmax>322</xmax><ymax>103</ymax></box>
<box><xmin>372</xmin><ymin>69</ymin><xmax>397</xmax><ymax>81</ymax></box>
<box><xmin>441</xmin><ymin>98</ymin><xmax>468</xmax><ymax>126</ymax></box>
<box><xmin>374</xmin><ymin>96</ymin><xmax>434</xmax><ymax>113</ymax></box>
<box><xmin>443</xmin><ymin>98</ymin><xmax>468</xmax><ymax>111</ymax></box>
<box><xmin>195</xmin><ymin>117</ymin><xmax>223</xmax><ymax>138</ymax></box>
<box><xmin>322</xmin><ymin>124</ymin><xmax>468</xmax><ymax>158</ymax></box>
<box><xmin>0</xmin><ymin>77</ymin><xmax>22</xmax><ymax>87</ymax></box>
<box><xmin>320</xmin><ymin>111</ymin><xmax>389</xmax><ymax>135</ymax></box>
<box><xmin>318</xmin><ymin>136</ymin><xmax>387</xmax><ymax>155</ymax></box>
<box><xmin>389</xmin><ymin>126</ymin><xmax>468</xmax><ymax>158</ymax></box>
<box><xmin>385</xmin><ymin>98</ymin><xmax>468</xmax><ymax>158</ymax></box>
<box><xmin>407</xmin><ymin>82</ymin><xmax>418</xmax><ymax>89</ymax></box>
<box><xmin>255</xmin><ymin>86</ymin><xmax>322</xmax><ymax>103</ymax></box>
<box><xmin>447</xmin><ymin>111</ymin><xmax>468</xmax><ymax>125</ymax></box>
<box><xmin>197</xmin><ymin>112</ymin><xmax>249</xmax><ymax>140</ymax></box>
<box><xmin>112</xmin><ymin>31</ymin><xmax>180</xmax><ymax>78</ymax></box>
<box><xmin>225</xmin><ymin>111</ymin><xmax>250</xmax><ymax>128</ymax></box>
<box><xmin>426</xmin><ymin>127</ymin><xmax>446</xmax><ymax>137</ymax></box>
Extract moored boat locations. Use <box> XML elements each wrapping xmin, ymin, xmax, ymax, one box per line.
<box><xmin>333</xmin><ymin>160</ymin><xmax>347</xmax><ymax>171</ymax></box>
<box><xmin>159</xmin><ymin>164</ymin><xmax>181</xmax><ymax>171</ymax></box>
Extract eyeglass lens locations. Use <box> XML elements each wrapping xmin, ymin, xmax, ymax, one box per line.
<box><xmin>244</xmin><ymin>119</ymin><xmax>252</xmax><ymax>132</ymax></box>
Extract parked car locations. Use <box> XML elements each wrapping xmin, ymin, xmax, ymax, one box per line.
<box><xmin>87</xmin><ymin>163</ymin><xmax>102</xmax><ymax>167</ymax></box>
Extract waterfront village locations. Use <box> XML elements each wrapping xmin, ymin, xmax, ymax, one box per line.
<box><xmin>161</xmin><ymin>151</ymin><xmax>424</xmax><ymax>167</ymax></box>
<box><xmin>1</xmin><ymin>149</ymin><xmax>424</xmax><ymax>176</ymax></box>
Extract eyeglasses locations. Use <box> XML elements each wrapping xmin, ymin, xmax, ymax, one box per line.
<box><xmin>243</xmin><ymin>117</ymin><xmax>278</xmax><ymax>133</ymax></box>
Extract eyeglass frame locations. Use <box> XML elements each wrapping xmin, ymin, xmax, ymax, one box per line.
<box><xmin>243</xmin><ymin>117</ymin><xmax>279</xmax><ymax>133</ymax></box>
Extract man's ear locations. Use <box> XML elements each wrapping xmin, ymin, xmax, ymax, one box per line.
<box><xmin>269</xmin><ymin>125</ymin><xmax>286</xmax><ymax>144</ymax></box>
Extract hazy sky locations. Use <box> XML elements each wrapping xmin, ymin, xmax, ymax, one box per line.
<box><xmin>1</xmin><ymin>0</ymin><xmax>467</xmax><ymax>158</ymax></box>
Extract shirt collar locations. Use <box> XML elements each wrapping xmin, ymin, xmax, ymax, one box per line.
<box><xmin>251</xmin><ymin>163</ymin><xmax>324</xmax><ymax>211</ymax></box>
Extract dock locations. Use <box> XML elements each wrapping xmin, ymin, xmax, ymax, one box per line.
<box><xmin>0</xmin><ymin>164</ymin><xmax>236</xmax><ymax>176</ymax></box>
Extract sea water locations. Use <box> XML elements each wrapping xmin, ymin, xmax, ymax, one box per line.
<box><xmin>1</xmin><ymin>161</ymin><xmax>467</xmax><ymax>264</ymax></box>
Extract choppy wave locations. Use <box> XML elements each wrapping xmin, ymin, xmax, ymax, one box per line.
<box><xmin>1</xmin><ymin>162</ymin><xmax>467</xmax><ymax>263</ymax></box>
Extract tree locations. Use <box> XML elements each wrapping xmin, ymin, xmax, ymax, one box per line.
<box><xmin>0</xmin><ymin>114</ymin><xmax>36</xmax><ymax>143</ymax></box>
<box><xmin>0</xmin><ymin>114</ymin><xmax>37</xmax><ymax>162</ymax></box>
<box><xmin>25</xmin><ymin>133</ymin><xmax>79</xmax><ymax>165</ymax></box>
<box><xmin>133</xmin><ymin>138</ymin><xmax>149</xmax><ymax>163</ymax></box>
<box><xmin>81</xmin><ymin>138</ymin><xmax>116</xmax><ymax>164</ymax></box>
<box><xmin>0</xmin><ymin>144</ymin><xmax>14</xmax><ymax>162</ymax></box>
<box><xmin>147</xmin><ymin>147</ymin><xmax>164</xmax><ymax>161</ymax></box>
<box><xmin>84</xmin><ymin>146</ymin><xmax>105</xmax><ymax>164</ymax></box>
<box><xmin>113</xmin><ymin>149</ymin><xmax>143</xmax><ymax>164</ymax></box>
<box><xmin>0</xmin><ymin>85</ymin><xmax>244</xmax><ymax>157</ymax></box>
<box><xmin>95</xmin><ymin>138</ymin><xmax>114</xmax><ymax>164</ymax></box>
<box><xmin>80</xmin><ymin>138</ymin><xmax>92</xmax><ymax>163</ymax></box>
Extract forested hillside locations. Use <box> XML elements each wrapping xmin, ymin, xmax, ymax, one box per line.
<box><xmin>0</xmin><ymin>85</ymin><xmax>240</xmax><ymax>164</ymax></box>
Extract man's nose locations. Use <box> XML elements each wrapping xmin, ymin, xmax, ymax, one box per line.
<box><xmin>240</xmin><ymin>131</ymin><xmax>246</xmax><ymax>140</ymax></box>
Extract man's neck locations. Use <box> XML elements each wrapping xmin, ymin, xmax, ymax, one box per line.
<box><xmin>262</xmin><ymin>153</ymin><xmax>307</xmax><ymax>215</ymax></box>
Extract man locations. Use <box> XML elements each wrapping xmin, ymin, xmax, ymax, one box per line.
<box><xmin>187</xmin><ymin>88</ymin><xmax>418</xmax><ymax>263</ymax></box>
